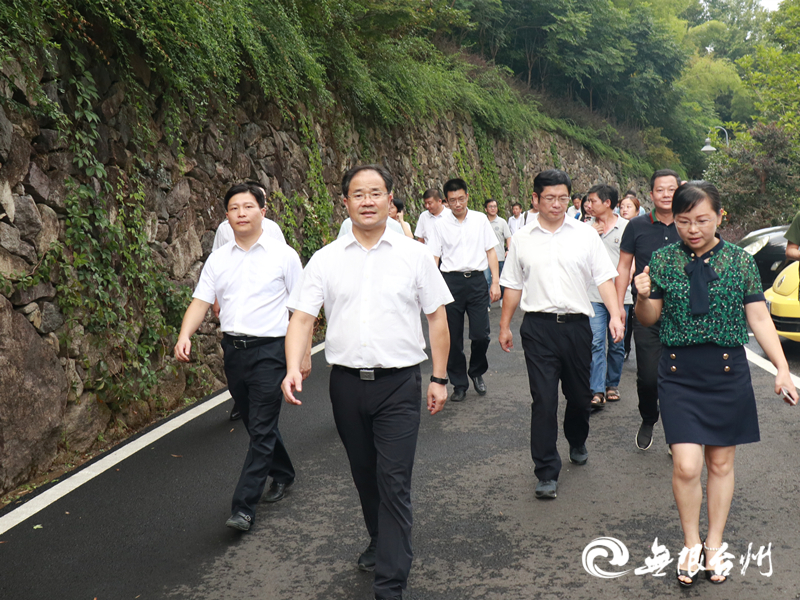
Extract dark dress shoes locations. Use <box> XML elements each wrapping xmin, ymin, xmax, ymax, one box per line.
<box><xmin>225</xmin><ymin>512</ymin><xmax>252</xmax><ymax>531</ymax></box>
<box><xmin>534</xmin><ymin>479</ymin><xmax>558</xmax><ymax>500</ymax></box>
<box><xmin>358</xmin><ymin>540</ymin><xmax>377</xmax><ymax>571</ymax></box>
<box><xmin>263</xmin><ymin>480</ymin><xmax>293</xmax><ymax>503</ymax></box>
<box><xmin>449</xmin><ymin>388</ymin><xmax>467</xmax><ymax>402</ymax></box>
<box><xmin>229</xmin><ymin>402</ymin><xmax>242</xmax><ymax>421</ymax></box>
<box><xmin>471</xmin><ymin>375</ymin><xmax>487</xmax><ymax>396</ymax></box>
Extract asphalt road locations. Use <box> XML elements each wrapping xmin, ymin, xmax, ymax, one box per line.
<box><xmin>2</xmin><ymin>307</ymin><xmax>799</xmax><ymax>600</ymax></box>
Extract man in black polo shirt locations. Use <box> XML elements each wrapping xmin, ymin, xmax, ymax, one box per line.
<box><xmin>615</xmin><ymin>169</ymin><xmax>681</xmax><ymax>450</ymax></box>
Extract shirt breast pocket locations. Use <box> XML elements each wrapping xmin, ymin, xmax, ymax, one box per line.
<box><xmin>383</xmin><ymin>274</ymin><xmax>417</xmax><ymax>309</ymax></box>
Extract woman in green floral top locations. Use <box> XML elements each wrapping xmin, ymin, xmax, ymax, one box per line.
<box><xmin>635</xmin><ymin>181</ymin><xmax>797</xmax><ymax>588</ymax></box>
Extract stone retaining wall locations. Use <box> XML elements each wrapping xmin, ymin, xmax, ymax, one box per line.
<box><xmin>0</xmin><ymin>58</ymin><xmax>647</xmax><ymax>495</ymax></box>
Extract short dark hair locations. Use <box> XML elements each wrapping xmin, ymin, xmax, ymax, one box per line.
<box><xmin>443</xmin><ymin>178</ymin><xmax>468</xmax><ymax>197</ymax></box>
<box><xmin>624</xmin><ymin>189</ymin><xmax>637</xmax><ymax>198</ymax></box>
<box><xmin>511</xmin><ymin>202</ymin><xmax>522</xmax><ymax>209</ymax></box>
<box><xmin>672</xmin><ymin>181</ymin><xmax>721</xmax><ymax>216</ymax></box>
<box><xmin>423</xmin><ymin>188</ymin><xmax>442</xmax><ymax>201</ymax></box>
<box><xmin>533</xmin><ymin>169</ymin><xmax>572</xmax><ymax>196</ymax></box>
<box><xmin>484</xmin><ymin>198</ymin><xmax>497</xmax><ymax>208</ymax></box>
<box><xmin>588</xmin><ymin>183</ymin><xmax>619</xmax><ymax>210</ymax></box>
<box><xmin>649</xmin><ymin>169</ymin><xmax>681</xmax><ymax>191</ymax></box>
<box><xmin>571</xmin><ymin>193</ymin><xmax>582</xmax><ymax>201</ymax></box>
<box><xmin>224</xmin><ymin>182</ymin><xmax>265</xmax><ymax>210</ymax></box>
<box><xmin>392</xmin><ymin>197</ymin><xmax>405</xmax><ymax>212</ymax></box>
<box><xmin>342</xmin><ymin>164</ymin><xmax>393</xmax><ymax>197</ymax></box>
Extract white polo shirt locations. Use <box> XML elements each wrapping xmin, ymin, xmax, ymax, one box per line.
<box><xmin>499</xmin><ymin>217</ymin><xmax>618</xmax><ymax>317</ymax></box>
<box><xmin>194</xmin><ymin>231</ymin><xmax>302</xmax><ymax>337</ymax></box>
<box><xmin>212</xmin><ymin>217</ymin><xmax>285</xmax><ymax>251</ymax></box>
<box><xmin>587</xmin><ymin>216</ymin><xmax>633</xmax><ymax>305</ymax></box>
<box><xmin>287</xmin><ymin>228</ymin><xmax>453</xmax><ymax>369</ymax></box>
<box><xmin>426</xmin><ymin>209</ymin><xmax>498</xmax><ymax>272</ymax></box>
<box><xmin>414</xmin><ymin>207</ymin><xmax>451</xmax><ymax>242</ymax></box>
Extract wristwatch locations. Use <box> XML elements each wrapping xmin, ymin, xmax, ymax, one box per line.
<box><xmin>430</xmin><ymin>375</ymin><xmax>448</xmax><ymax>385</ymax></box>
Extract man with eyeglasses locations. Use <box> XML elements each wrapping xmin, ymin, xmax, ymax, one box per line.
<box><xmin>427</xmin><ymin>178</ymin><xmax>501</xmax><ymax>403</ymax></box>
<box><xmin>615</xmin><ymin>169</ymin><xmax>682</xmax><ymax>451</ymax></box>
<box><xmin>499</xmin><ymin>169</ymin><xmax>623</xmax><ymax>500</ymax></box>
<box><xmin>282</xmin><ymin>164</ymin><xmax>452</xmax><ymax>600</ymax></box>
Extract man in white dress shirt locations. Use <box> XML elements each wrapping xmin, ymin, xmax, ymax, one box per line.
<box><xmin>508</xmin><ymin>202</ymin><xmax>524</xmax><ymax>236</ymax></box>
<box><xmin>174</xmin><ymin>183</ymin><xmax>310</xmax><ymax>530</ymax></box>
<box><xmin>212</xmin><ymin>182</ymin><xmax>287</xmax><ymax>423</ymax></box>
<box><xmin>282</xmin><ymin>165</ymin><xmax>452</xmax><ymax>600</ymax></box>
<box><xmin>414</xmin><ymin>188</ymin><xmax>450</xmax><ymax>243</ymax></box>
<box><xmin>499</xmin><ymin>170</ymin><xmax>624</xmax><ymax>500</ymax></box>
<box><xmin>427</xmin><ymin>178</ymin><xmax>500</xmax><ymax>403</ymax></box>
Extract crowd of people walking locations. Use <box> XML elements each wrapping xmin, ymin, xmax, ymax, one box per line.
<box><xmin>173</xmin><ymin>164</ymin><xmax>797</xmax><ymax>600</ymax></box>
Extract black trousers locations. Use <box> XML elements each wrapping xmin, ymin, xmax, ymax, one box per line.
<box><xmin>442</xmin><ymin>271</ymin><xmax>490</xmax><ymax>391</ymax></box>
<box><xmin>222</xmin><ymin>336</ymin><xmax>295</xmax><ymax>520</ymax></box>
<box><xmin>329</xmin><ymin>365</ymin><xmax>421</xmax><ymax>600</ymax></box>
<box><xmin>520</xmin><ymin>313</ymin><xmax>592</xmax><ymax>482</ymax></box>
<box><xmin>632</xmin><ymin>317</ymin><xmax>662</xmax><ymax>426</ymax></box>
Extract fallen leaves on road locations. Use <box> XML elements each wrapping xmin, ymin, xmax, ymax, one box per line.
<box><xmin>171</xmin><ymin>454</ymin><xmax>183</xmax><ymax>458</ymax></box>
<box><xmin>33</xmin><ymin>524</ymin><xmax>43</xmax><ymax>529</ymax></box>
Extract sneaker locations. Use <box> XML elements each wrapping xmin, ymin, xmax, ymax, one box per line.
<box><xmin>568</xmin><ymin>444</ymin><xmax>588</xmax><ymax>465</ymax></box>
<box><xmin>636</xmin><ymin>422</ymin><xmax>654</xmax><ymax>450</ymax></box>
<box><xmin>534</xmin><ymin>479</ymin><xmax>558</xmax><ymax>499</ymax></box>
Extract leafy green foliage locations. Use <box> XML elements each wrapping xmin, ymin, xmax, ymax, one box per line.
<box><xmin>740</xmin><ymin>0</ymin><xmax>800</xmax><ymax>135</ymax></box>
<box><xmin>704</xmin><ymin>123</ymin><xmax>800</xmax><ymax>229</ymax></box>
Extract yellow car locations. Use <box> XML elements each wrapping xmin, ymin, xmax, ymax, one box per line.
<box><xmin>765</xmin><ymin>261</ymin><xmax>800</xmax><ymax>342</ymax></box>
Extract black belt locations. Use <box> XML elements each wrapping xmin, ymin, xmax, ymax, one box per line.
<box><xmin>527</xmin><ymin>312</ymin><xmax>588</xmax><ymax>323</ymax></box>
<box><xmin>223</xmin><ymin>334</ymin><xmax>282</xmax><ymax>350</ymax></box>
<box><xmin>442</xmin><ymin>270</ymin><xmax>483</xmax><ymax>278</ymax></box>
<box><xmin>333</xmin><ymin>364</ymin><xmax>414</xmax><ymax>381</ymax></box>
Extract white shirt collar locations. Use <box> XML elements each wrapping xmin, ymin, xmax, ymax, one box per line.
<box><xmin>342</xmin><ymin>223</ymin><xmax>399</xmax><ymax>251</ymax></box>
<box><xmin>232</xmin><ymin>228</ymin><xmax>272</xmax><ymax>252</ymax></box>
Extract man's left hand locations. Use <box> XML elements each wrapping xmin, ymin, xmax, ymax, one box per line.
<box><xmin>427</xmin><ymin>382</ymin><xmax>447</xmax><ymax>415</ymax></box>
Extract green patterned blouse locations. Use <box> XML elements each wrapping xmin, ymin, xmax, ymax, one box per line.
<box><xmin>649</xmin><ymin>240</ymin><xmax>765</xmax><ymax>347</ymax></box>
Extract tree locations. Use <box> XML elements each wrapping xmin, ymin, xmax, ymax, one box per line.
<box><xmin>739</xmin><ymin>0</ymin><xmax>800</xmax><ymax>135</ymax></box>
<box><xmin>704</xmin><ymin>123</ymin><xmax>800</xmax><ymax>228</ymax></box>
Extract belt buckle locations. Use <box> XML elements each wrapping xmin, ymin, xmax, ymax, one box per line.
<box><xmin>359</xmin><ymin>369</ymin><xmax>375</xmax><ymax>381</ymax></box>
<box><xmin>233</xmin><ymin>339</ymin><xmax>246</xmax><ymax>349</ymax></box>
<box><xmin>464</xmin><ymin>271</ymin><xmax>472</xmax><ymax>278</ymax></box>
<box><xmin>556</xmin><ymin>313</ymin><xmax>566</xmax><ymax>324</ymax></box>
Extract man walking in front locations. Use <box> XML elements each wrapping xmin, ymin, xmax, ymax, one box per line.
<box><xmin>499</xmin><ymin>170</ymin><xmax>623</xmax><ymax>500</ymax></box>
<box><xmin>174</xmin><ymin>182</ymin><xmax>309</xmax><ymax>530</ymax></box>
<box><xmin>428</xmin><ymin>178</ymin><xmax>500</xmax><ymax>402</ymax></box>
<box><xmin>615</xmin><ymin>169</ymin><xmax>681</xmax><ymax>450</ymax></box>
<box><xmin>282</xmin><ymin>164</ymin><xmax>452</xmax><ymax>600</ymax></box>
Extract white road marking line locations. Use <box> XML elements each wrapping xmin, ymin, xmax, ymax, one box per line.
<box><xmin>0</xmin><ymin>342</ymin><xmax>325</xmax><ymax>536</ymax></box>
<box><xmin>745</xmin><ymin>346</ymin><xmax>800</xmax><ymax>387</ymax></box>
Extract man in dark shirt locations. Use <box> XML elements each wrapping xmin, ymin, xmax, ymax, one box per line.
<box><xmin>615</xmin><ymin>169</ymin><xmax>682</xmax><ymax>451</ymax></box>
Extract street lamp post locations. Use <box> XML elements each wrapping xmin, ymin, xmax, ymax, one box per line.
<box><xmin>701</xmin><ymin>126</ymin><xmax>730</xmax><ymax>154</ymax></box>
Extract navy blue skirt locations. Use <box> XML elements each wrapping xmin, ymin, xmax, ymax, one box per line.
<box><xmin>659</xmin><ymin>344</ymin><xmax>760</xmax><ymax>446</ymax></box>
